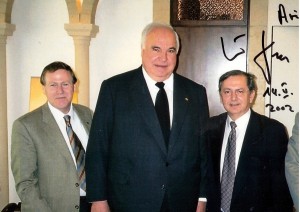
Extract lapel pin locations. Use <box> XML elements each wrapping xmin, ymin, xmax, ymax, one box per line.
<box><xmin>185</xmin><ymin>97</ymin><xmax>189</xmax><ymax>102</ymax></box>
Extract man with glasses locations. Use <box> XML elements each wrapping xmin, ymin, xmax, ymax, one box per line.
<box><xmin>205</xmin><ymin>70</ymin><xmax>293</xmax><ymax>212</ymax></box>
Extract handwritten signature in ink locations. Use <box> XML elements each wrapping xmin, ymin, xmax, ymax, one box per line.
<box><xmin>220</xmin><ymin>6</ymin><xmax>295</xmax><ymax>113</ymax></box>
<box><xmin>278</xmin><ymin>4</ymin><xmax>299</xmax><ymax>25</ymax></box>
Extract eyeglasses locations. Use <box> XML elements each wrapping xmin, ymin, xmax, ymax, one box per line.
<box><xmin>221</xmin><ymin>89</ymin><xmax>249</xmax><ymax>97</ymax></box>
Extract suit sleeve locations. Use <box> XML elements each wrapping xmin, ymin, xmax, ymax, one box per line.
<box><xmin>198</xmin><ymin>86</ymin><xmax>209</xmax><ymax>198</ymax></box>
<box><xmin>11</xmin><ymin>120</ymin><xmax>52</xmax><ymax>212</ymax></box>
<box><xmin>86</xmin><ymin>80</ymin><xmax>113</xmax><ymax>202</ymax></box>
<box><xmin>285</xmin><ymin>112</ymin><xmax>299</xmax><ymax>211</ymax></box>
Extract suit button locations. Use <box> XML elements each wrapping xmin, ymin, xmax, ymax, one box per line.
<box><xmin>166</xmin><ymin>162</ymin><xmax>169</xmax><ymax>167</ymax></box>
<box><xmin>75</xmin><ymin>183</ymin><xmax>79</xmax><ymax>187</ymax></box>
<box><xmin>161</xmin><ymin>185</ymin><xmax>165</xmax><ymax>190</ymax></box>
<box><xmin>75</xmin><ymin>205</ymin><xmax>79</xmax><ymax>209</ymax></box>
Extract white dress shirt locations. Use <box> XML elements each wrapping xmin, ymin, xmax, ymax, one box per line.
<box><xmin>220</xmin><ymin>109</ymin><xmax>251</xmax><ymax>179</ymax></box>
<box><xmin>48</xmin><ymin>102</ymin><xmax>88</xmax><ymax>196</ymax></box>
<box><xmin>142</xmin><ymin>67</ymin><xmax>174</xmax><ymax>127</ymax></box>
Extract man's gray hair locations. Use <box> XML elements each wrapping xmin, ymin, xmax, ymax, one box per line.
<box><xmin>141</xmin><ymin>22</ymin><xmax>180</xmax><ymax>53</ymax></box>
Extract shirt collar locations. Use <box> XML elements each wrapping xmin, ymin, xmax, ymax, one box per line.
<box><xmin>47</xmin><ymin>102</ymin><xmax>74</xmax><ymax>118</ymax></box>
<box><xmin>226</xmin><ymin>109</ymin><xmax>251</xmax><ymax>129</ymax></box>
<box><xmin>142</xmin><ymin>66</ymin><xmax>174</xmax><ymax>92</ymax></box>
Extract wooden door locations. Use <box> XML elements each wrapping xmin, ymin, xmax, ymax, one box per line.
<box><xmin>171</xmin><ymin>0</ymin><xmax>249</xmax><ymax>116</ymax></box>
<box><xmin>175</xmin><ymin>26</ymin><xmax>248</xmax><ymax>116</ymax></box>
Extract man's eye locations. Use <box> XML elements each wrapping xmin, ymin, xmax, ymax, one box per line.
<box><xmin>152</xmin><ymin>47</ymin><xmax>160</xmax><ymax>52</ymax></box>
<box><xmin>168</xmin><ymin>48</ymin><xmax>176</xmax><ymax>53</ymax></box>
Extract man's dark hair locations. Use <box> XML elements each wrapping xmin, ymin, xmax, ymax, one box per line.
<box><xmin>40</xmin><ymin>61</ymin><xmax>77</xmax><ymax>85</ymax></box>
<box><xmin>218</xmin><ymin>70</ymin><xmax>257</xmax><ymax>92</ymax></box>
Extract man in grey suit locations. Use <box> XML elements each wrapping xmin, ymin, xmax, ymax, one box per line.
<box><xmin>11</xmin><ymin>61</ymin><xmax>93</xmax><ymax>212</ymax></box>
<box><xmin>285</xmin><ymin>112</ymin><xmax>299</xmax><ymax>212</ymax></box>
<box><xmin>86</xmin><ymin>22</ymin><xmax>209</xmax><ymax>212</ymax></box>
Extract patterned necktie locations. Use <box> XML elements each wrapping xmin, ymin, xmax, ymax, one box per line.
<box><xmin>63</xmin><ymin>115</ymin><xmax>86</xmax><ymax>191</ymax></box>
<box><xmin>221</xmin><ymin>121</ymin><xmax>237</xmax><ymax>212</ymax></box>
<box><xmin>155</xmin><ymin>82</ymin><xmax>170</xmax><ymax>148</ymax></box>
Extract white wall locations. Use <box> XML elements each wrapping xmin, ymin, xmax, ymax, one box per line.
<box><xmin>90</xmin><ymin>1</ymin><xmax>153</xmax><ymax>109</ymax></box>
<box><xmin>266</xmin><ymin>0</ymin><xmax>299</xmax><ymax>136</ymax></box>
<box><xmin>7</xmin><ymin>0</ymin><xmax>152</xmax><ymax>203</ymax></box>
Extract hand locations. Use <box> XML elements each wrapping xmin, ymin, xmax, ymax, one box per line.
<box><xmin>91</xmin><ymin>201</ymin><xmax>110</xmax><ymax>212</ymax></box>
<box><xmin>196</xmin><ymin>201</ymin><xmax>206</xmax><ymax>212</ymax></box>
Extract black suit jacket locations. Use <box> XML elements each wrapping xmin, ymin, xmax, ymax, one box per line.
<box><xmin>86</xmin><ymin>66</ymin><xmax>209</xmax><ymax>212</ymax></box>
<box><xmin>205</xmin><ymin>110</ymin><xmax>293</xmax><ymax>212</ymax></box>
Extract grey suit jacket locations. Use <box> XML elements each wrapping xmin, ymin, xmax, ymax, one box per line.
<box><xmin>11</xmin><ymin>103</ymin><xmax>93</xmax><ymax>212</ymax></box>
<box><xmin>285</xmin><ymin>112</ymin><xmax>299</xmax><ymax>211</ymax></box>
<box><xmin>86</xmin><ymin>67</ymin><xmax>209</xmax><ymax>212</ymax></box>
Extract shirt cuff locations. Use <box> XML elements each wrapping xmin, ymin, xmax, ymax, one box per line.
<box><xmin>198</xmin><ymin>197</ymin><xmax>207</xmax><ymax>202</ymax></box>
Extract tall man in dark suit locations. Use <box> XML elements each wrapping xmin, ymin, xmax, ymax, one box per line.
<box><xmin>205</xmin><ymin>70</ymin><xmax>293</xmax><ymax>212</ymax></box>
<box><xmin>11</xmin><ymin>61</ymin><xmax>93</xmax><ymax>212</ymax></box>
<box><xmin>86</xmin><ymin>22</ymin><xmax>209</xmax><ymax>212</ymax></box>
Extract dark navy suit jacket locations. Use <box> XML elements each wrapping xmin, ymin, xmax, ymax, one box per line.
<box><xmin>86</xmin><ymin>66</ymin><xmax>209</xmax><ymax>212</ymax></box>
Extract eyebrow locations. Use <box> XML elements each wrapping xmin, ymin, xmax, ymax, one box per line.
<box><xmin>223</xmin><ymin>88</ymin><xmax>245</xmax><ymax>90</ymax></box>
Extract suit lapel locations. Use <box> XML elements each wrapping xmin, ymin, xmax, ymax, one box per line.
<box><xmin>232</xmin><ymin>111</ymin><xmax>262</xmax><ymax>201</ymax></box>
<box><xmin>210</xmin><ymin>114</ymin><xmax>227</xmax><ymax>187</ymax></box>
<box><xmin>73</xmin><ymin>105</ymin><xmax>92</xmax><ymax>134</ymax></box>
<box><xmin>129</xmin><ymin>69</ymin><xmax>168</xmax><ymax>153</ymax></box>
<box><xmin>168</xmin><ymin>74</ymin><xmax>190</xmax><ymax>152</ymax></box>
<box><xmin>41</xmin><ymin>104</ymin><xmax>75</xmax><ymax>164</ymax></box>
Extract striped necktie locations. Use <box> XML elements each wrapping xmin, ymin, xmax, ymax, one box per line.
<box><xmin>221</xmin><ymin>121</ymin><xmax>237</xmax><ymax>212</ymax></box>
<box><xmin>63</xmin><ymin>115</ymin><xmax>86</xmax><ymax>191</ymax></box>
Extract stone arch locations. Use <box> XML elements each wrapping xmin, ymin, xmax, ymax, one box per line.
<box><xmin>65</xmin><ymin>0</ymin><xmax>80</xmax><ymax>23</ymax></box>
<box><xmin>0</xmin><ymin>0</ymin><xmax>14</xmax><ymax>23</ymax></box>
<box><xmin>65</xmin><ymin>0</ymin><xmax>99</xmax><ymax>24</ymax></box>
<box><xmin>81</xmin><ymin>0</ymin><xmax>99</xmax><ymax>24</ymax></box>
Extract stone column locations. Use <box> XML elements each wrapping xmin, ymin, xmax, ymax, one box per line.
<box><xmin>64</xmin><ymin>24</ymin><xmax>99</xmax><ymax>106</ymax></box>
<box><xmin>0</xmin><ymin>23</ymin><xmax>15</xmax><ymax>209</ymax></box>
